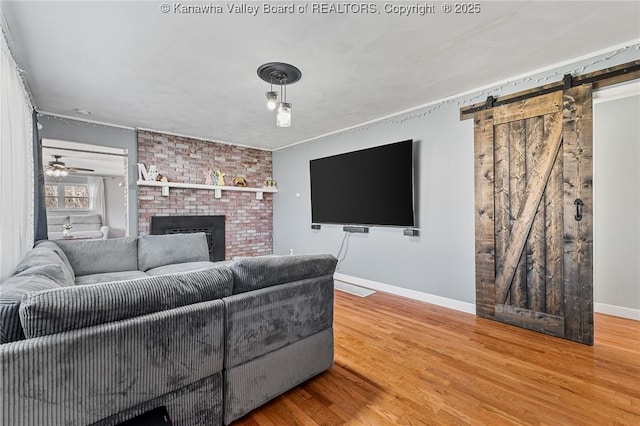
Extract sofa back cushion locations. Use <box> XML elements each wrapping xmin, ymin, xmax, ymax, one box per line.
<box><xmin>47</xmin><ymin>215</ymin><xmax>69</xmax><ymax>228</ymax></box>
<box><xmin>12</xmin><ymin>247</ymin><xmax>75</xmax><ymax>287</ymax></box>
<box><xmin>19</xmin><ymin>267</ymin><xmax>233</xmax><ymax>338</ymax></box>
<box><xmin>229</xmin><ymin>254</ymin><xmax>338</xmax><ymax>294</ymax></box>
<box><xmin>138</xmin><ymin>233</ymin><xmax>210</xmax><ymax>272</ymax></box>
<box><xmin>0</xmin><ymin>245</ymin><xmax>75</xmax><ymax>343</ymax></box>
<box><xmin>34</xmin><ymin>240</ymin><xmax>76</xmax><ymax>282</ymax></box>
<box><xmin>55</xmin><ymin>236</ymin><xmax>138</xmax><ymax>276</ymax></box>
<box><xmin>69</xmin><ymin>214</ymin><xmax>102</xmax><ymax>231</ymax></box>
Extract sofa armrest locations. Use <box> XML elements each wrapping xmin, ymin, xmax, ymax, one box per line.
<box><xmin>0</xmin><ymin>300</ymin><xmax>225</xmax><ymax>425</ymax></box>
<box><xmin>229</xmin><ymin>254</ymin><xmax>337</xmax><ymax>294</ymax></box>
<box><xmin>99</xmin><ymin>225</ymin><xmax>109</xmax><ymax>239</ymax></box>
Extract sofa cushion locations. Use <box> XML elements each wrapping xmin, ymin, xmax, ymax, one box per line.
<box><xmin>138</xmin><ymin>233</ymin><xmax>210</xmax><ymax>272</ymax></box>
<box><xmin>146</xmin><ymin>260</ymin><xmax>231</xmax><ymax>276</ymax></box>
<box><xmin>19</xmin><ymin>267</ymin><xmax>234</xmax><ymax>338</ymax></box>
<box><xmin>69</xmin><ymin>214</ymin><xmax>102</xmax><ymax>231</ymax></box>
<box><xmin>74</xmin><ymin>270</ymin><xmax>149</xmax><ymax>286</ymax></box>
<box><xmin>229</xmin><ymin>254</ymin><xmax>338</xmax><ymax>294</ymax></box>
<box><xmin>34</xmin><ymin>240</ymin><xmax>76</xmax><ymax>282</ymax></box>
<box><xmin>0</xmin><ymin>245</ymin><xmax>76</xmax><ymax>343</ymax></box>
<box><xmin>47</xmin><ymin>215</ymin><xmax>69</xmax><ymax>227</ymax></box>
<box><xmin>5</xmin><ymin>303</ymin><xmax>226</xmax><ymax>425</ymax></box>
<box><xmin>0</xmin><ymin>273</ymin><xmax>70</xmax><ymax>343</ymax></box>
<box><xmin>13</xmin><ymin>247</ymin><xmax>75</xmax><ymax>287</ymax></box>
<box><xmin>55</xmin><ymin>236</ymin><xmax>138</xmax><ymax>276</ymax></box>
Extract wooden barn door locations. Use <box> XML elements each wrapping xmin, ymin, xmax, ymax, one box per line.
<box><xmin>474</xmin><ymin>85</ymin><xmax>594</xmax><ymax>345</ymax></box>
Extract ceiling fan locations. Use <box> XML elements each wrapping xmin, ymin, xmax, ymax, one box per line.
<box><xmin>45</xmin><ymin>155</ymin><xmax>94</xmax><ymax>177</ymax></box>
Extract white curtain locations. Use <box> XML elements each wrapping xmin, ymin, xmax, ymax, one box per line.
<box><xmin>88</xmin><ymin>176</ymin><xmax>106</xmax><ymax>224</ymax></box>
<box><xmin>0</xmin><ymin>27</ymin><xmax>34</xmax><ymax>281</ymax></box>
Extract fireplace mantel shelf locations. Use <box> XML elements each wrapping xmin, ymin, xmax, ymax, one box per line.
<box><xmin>137</xmin><ymin>180</ymin><xmax>278</xmax><ymax>200</ymax></box>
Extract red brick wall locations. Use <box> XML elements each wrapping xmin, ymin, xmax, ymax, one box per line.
<box><xmin>137</xmin><ymin>130</ymin><xmax>273</xmax><ymax>259</ymax></box>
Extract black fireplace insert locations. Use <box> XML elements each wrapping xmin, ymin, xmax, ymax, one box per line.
<box><xmin>150</xmin><ymin>215</ymin><xmax>225</xmax><ymax>261</ymax></box>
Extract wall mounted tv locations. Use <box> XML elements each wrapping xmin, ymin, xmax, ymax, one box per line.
<box><xmin>310</xmin><ymin>139</ymin><xmax>415</xmax><ymax>227</ymax></box>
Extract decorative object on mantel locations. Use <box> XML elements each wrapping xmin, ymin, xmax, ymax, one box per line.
<box><xmin>214</xmin><ymin>170</ymin><xmax>226</xmax><ymax>186</ymax></box>
<box><xmin>137</xmin><ymin>163</ymin><xmax>161</xmax><ymax>182</ymax></box>
<box><xmin>264</xmin><ymin>180</ymin><xmax>277</xmax><ymax>187</ymax></box>
<box><xmin>147</xmin><ymin>165</ymin><xmax>159</xmax><ymax>182</ymax></box>
<box><xmin>137</xmin><ymin>163</ymin><xmax>147</xmax><ymax>181</ymax></box>
<box><xmin>138</xmin><ymin>163</ymin><xmax>169</xmax><ymax>195</ymax></box>
<box><xmin>257</xmin><ymin>62</ymin><xmax>302</xmax><ymax>128</ymax></box>
<box><xmin>233</xmin><ymin>177</ymin><xmax>247</xmax><ymax>187</ymax></box>
<box><xmin>204</xmin><ymin>169</ymin><xmax>214</xmax><ymax>186</ymax></box>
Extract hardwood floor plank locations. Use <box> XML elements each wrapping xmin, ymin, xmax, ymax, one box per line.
<box><xmin>233</xmin><ymin>290</ymin><xmax>640</xmax><ymax>425</ymax></box>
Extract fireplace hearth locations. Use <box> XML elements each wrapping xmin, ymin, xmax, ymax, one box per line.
<box><xmin>150</xmin><ymin>215</ymin><xmax>225</xmax><ymax>261</ymax></box>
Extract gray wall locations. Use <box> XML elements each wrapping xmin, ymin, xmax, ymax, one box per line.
<box><xmin>272</xmin><ymin>48</ymin><xmax>639</xmax><ymax>306</ymax></box>
<box><xmin>38</xmin><ymin>114</ymin><xmax>138</xmax><ymax>235</ymax></box>
<box><xmin>273</xmin><ymin>103</ymin><xmax>476</xmax><ymax>303</ymax></box>
<box><xmin>104</xmin><ymin>177</ymin><xmax>127</xmax><ymax>238</ymax></box>
<box><xmin>594</xmin><ymin>94</ymin><xmax>640</xmax><ymax>310</ymax></box>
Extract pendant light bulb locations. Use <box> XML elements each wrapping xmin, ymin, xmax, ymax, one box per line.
<box><xmin>265</xmin><ymin>91</ymin><xmax>278</xmax><ymax>110</ymax></box>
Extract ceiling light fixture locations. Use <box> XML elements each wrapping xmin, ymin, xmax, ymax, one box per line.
<box><xmin>44</xmin><ymin>155</ymin><xmax>93</xmax><ymax>177</ymax></box>
<box><xmin>45</xmin><ymin>168</ymin><xmax>69</xmax><ymax>177</ymax></box>
<box><xmin>257</xmin><ymin>62</ymin><xmax>302</xmax><ymax>127</ymax></box>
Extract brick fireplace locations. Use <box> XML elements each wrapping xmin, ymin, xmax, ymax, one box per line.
<box><xmin>137</xmin><ymin>130</ymin><xmax>273</xmax><ymax>260</ymax></box>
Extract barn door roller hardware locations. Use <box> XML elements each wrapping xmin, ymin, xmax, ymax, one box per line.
<box><xmin>563</xmin><ymin>74</ymin><xmax>573</xmax><ymax>90</ymax></box>
<box><xmin>461</xmin><ymin>60</ymin><xmax>640</xmax><ymax>119</ymax></box>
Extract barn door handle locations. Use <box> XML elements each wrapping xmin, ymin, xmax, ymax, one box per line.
<box><xmin>574</xmin><ymin>199</ymin><xmax>584</xmax><ymax>221</ymax></box>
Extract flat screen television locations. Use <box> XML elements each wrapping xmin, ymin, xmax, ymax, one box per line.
<box><xmin>310</xmin><ymin>140</ymin><xmax>415</xmax><ymax>227</ymax></box>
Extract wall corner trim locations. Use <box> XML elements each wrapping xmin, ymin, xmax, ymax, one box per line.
<box><xmin>333</xmin><ymin>272</ymin><xmax>476</xmax><ymax>315</ymax></box>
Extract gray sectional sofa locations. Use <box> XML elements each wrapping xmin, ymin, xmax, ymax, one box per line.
<box><xmin>0</xmin><ymin>233</ymin><xmax>337</xmax><ymax>425</ymax></box>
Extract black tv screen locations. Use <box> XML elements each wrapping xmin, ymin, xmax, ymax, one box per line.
<box><xmin>310</xmin><ymin>140</ymin><xmax>415</xmax><ymax>227</ymax></box>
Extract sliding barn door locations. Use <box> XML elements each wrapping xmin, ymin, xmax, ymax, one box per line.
<box><xmin>474</xmin><ymin>85</ymin><xmax>593</xmax><ymax>345</ymax></box>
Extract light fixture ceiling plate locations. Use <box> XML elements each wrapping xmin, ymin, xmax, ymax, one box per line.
<box><xmin>257</xmin><ymin>62</ymin><xmax>302</xmax><ymax>85</ymax></box>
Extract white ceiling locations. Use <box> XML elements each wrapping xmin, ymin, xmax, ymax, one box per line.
<box><xmin>2</xmin><ymin>1</ymin><xmax>639</xmax><ymax>150</ymax></box>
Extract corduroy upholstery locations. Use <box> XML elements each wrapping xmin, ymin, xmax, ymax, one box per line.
<box><xmin>19</xmin><ymin>268</ymin><xmax>233</xmax><ymax>338</ymax></box>
<box><xmin>229</xmin><ymin>253</ymin><xmax>338</xmax><ymax>293</ymax></box>
<box><xmin>222</xmin><ymin>254</ymin><xmax>337</xmax><ymax>424</ymax></box>
<box><xmin>224</xmin><ymin>329</ymin><xmax>334</xmax><ymax>425</ymax></box>
<box><xmin>55</xmin><ymin>236</ymin><xmax>139</xmax><ymax>276</ymax></box>
<box><xmin>0</xmin><ymin>236</ymin><xmax>337</xmax><ymax>425</ymax></box>
<box><xmin>224</xmin><ymin>276</ymin><xmax>334</xmax><ymax>368</ymax></box>
<box><xmin>1</xmin><ymin>301</ymin><xmax>226</xmax><ymax>426</ymax></box>
<box><xmin>138</xmin><ymin>233</ymin><xmax>210</xmax><ymax>272</ymax></box>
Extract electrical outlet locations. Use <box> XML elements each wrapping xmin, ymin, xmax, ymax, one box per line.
<box><xmin>289</xmin><ymin>249</ymin><xmax>294</xmax><ymax>255</ymax></box>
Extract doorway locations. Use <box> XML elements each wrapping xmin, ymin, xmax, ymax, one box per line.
<box><xmin>42</xmin><ymin>139</ymin><xmax>129</xmax><ymax>238</ymax></box>
<box><xmin>593</xmin><ymin>82</ymin><xmax>640</xmax><ymax>321</ymax></box>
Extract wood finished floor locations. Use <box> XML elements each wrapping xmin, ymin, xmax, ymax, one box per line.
<box><xmin>233</xmin><ymin>290</ymin><xmax>640</xmax><ymax>425</ymax></box>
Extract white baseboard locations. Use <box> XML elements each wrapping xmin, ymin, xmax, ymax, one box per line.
<box><xmin>333</xmin><ymin>273</ymin><xmax>476</xmax><ymax>315</ymax></box>
<box><xmin>595</xmin><ymin>303</ymin><xmax>640</xmax><ymax>321</ymax></box>
<box><xmin>334</xmin><ymin>273</ymin><xmax>639</xmax><ymax>321</ymax></box>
